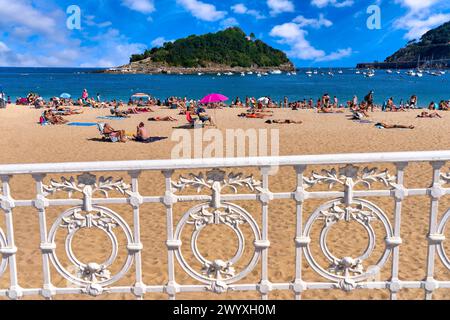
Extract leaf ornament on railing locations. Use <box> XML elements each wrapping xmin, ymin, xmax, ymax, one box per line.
<box><xmin>172</xmin><ymin>169</ymin><xmax>262</xmax><ymax>194</ymax></box>
<box><xmin>303</xmin><ymin>165</ymin><xmax>396</xmax><ymax>190</ymax></box>
<box><xmin>43</xmin><ymin>173</ymin><xmax>131</xmax><ymax>198</ymax></box>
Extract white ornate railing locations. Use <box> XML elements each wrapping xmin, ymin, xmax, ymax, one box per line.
<box><xmin>0</xmin><ymin>151</ymin><xmax>449</xmax><ymax>300</ymax></box>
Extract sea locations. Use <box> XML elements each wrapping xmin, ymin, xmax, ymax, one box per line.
<box><xmin>0</xmin><ymin>67</ymin><xmax>449</xmax><ymax>107</ymax></box>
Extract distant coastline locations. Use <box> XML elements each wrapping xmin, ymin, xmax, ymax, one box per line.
<box><xmin>98</xmin><ymin>63</ymin><xmax>295</xmax><ymax>75</ymax></box>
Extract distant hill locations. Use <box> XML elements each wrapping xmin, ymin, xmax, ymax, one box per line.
<box><xmin>385</xmin><ymin>21</ymin><xmax>450</xmax><ymax>64</ymax></box>
<box><xmin>108</xmin><ymin>27</ymin><xmax>294</xmax><ymax>74</ymax></box>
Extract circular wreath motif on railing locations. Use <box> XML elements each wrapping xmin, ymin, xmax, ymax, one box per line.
<box><xmin>303</xmin><ymin>198</ymin><xmax>394</xmax><ymax>291</ymax></box>
<box><xmin>174</xmin><ymin>202</ymin><xmax>261</xmax><ymax>293</ymax></box>
<box><xmin>47</xmin><ymin>206</ymin><xmax>134</xmax><ymax>295</ymax></box>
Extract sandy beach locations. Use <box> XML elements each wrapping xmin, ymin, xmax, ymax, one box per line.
<box><xmin>0</xmin><ymin>105</ymin><xmax>449</xmax><ymax>300</ymax></box>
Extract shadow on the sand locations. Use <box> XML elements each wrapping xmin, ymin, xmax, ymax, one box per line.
<box><xmin>87</xmin><ymin>137</ymin><xmax>169</xmax><ymax>143</ymax></box>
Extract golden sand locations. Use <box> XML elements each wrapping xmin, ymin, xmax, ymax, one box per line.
<box><xmin>0</xmin><ymin>105</ymin><xmax>449</xmax><ymax>300</ymax></box>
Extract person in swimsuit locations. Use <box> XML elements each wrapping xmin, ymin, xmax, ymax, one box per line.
<box><xmin>375</xmin><ymin>122</ymin><xmax>414</xmax><ymax>129</ymax></box>
<box><xmin>148</xmin><ymin>116</ymin><xmax>177</xmax><ymax>121</ymax></box>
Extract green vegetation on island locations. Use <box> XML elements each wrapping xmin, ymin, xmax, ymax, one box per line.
<box><xmin>129</xmin><ymin>27</ymin><xmax>293</xmax><ymax>69</ymax></box>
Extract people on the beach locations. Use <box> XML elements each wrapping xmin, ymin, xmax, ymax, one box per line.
<box><xmin>102</xmin><ymin>123</ymin><xmax>127</xmax><ymax>143</ymax></box>
<box><xmin>375</xmin><ymin>122</ymin><xmax>414</xmax><ymax>129</ymax></box>
<box><xmin>43</xmin><ymin>109</ymin><xmax>68</xmax><ymax>125</ymax></box>
<box><xmin>265</xmin><ymin>119</ymin><xmax>302</xmax><ymax>124</ymax></box>
<box><xmin>148</xmin><ymin>116</ymin><xmax>177</xmax><ymax>121</ymax></box>
<box><xmin>134</xmin><ymin>122</ymin><xmax>151</xmax><ymax>142</ymax></box>
<box><xmin>364</xmin><ymin>90</ymin><xmax>375</xmax><ymax>112</ymax></box>
<box><xmin>417</xmin><ymin>111</ymin><xmax>442</xmax><ymax>118</ymax></box>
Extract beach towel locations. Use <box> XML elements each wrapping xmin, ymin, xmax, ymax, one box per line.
<box><xmin>97</xmin><ymin>116</ymin><xmax>126</xmax><ymax>121</ymax></box>
<box><xmin>355</xmin><ymin>119</ymin><xmax>373</xmax><ymax>124</ymax></box>
<box><xmin>67</xmin><ymin>122</ymin><xmax>98</xmax><ymax>127</ymax></box>
<box><xmin>135</xmin><ymin>137</ymin><xmax>168</xmax><ymax>144</ymax></box>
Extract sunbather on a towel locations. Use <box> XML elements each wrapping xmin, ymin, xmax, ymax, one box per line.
<box><xmin>265</xmin><ymin>119</ymin><xmax>302</xmax><ymax>124</ymax></box>
<box><xmin>134</xmin><ymin>122</ymin><xmax>152</xmax><ymax>142</ymax></box>
<box><xmin>417</xmin><ymin>111</ymin><xmax>442</xmax><ymax>118</ymax></box>
<box><xmin>375</xmin><ymin>122</ymin><xmax>414</xmax><ymax>129</ymax></box>
<box><xmin>148</xmin><ymin>116</ymin><xmax>177</xmax><ymax>121</ymax></box>
<box><xmin>44</xmin><ymin>109</ymin><xmax>68</xmax><ymax>125</ymax></box>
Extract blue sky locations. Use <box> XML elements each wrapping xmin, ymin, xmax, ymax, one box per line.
<box><xmin>0</xmin><ymin>0</ymin><xmax>449</xmax><ymax>67</ymax></box>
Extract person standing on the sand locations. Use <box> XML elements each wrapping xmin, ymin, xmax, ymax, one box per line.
<box><xmin>364</xmin><ymin>90</ymin><xmax>374</xmax><ymax>112</ymax></box>
<box><xmin>82</xmin><ymin>89</ymin><xmax>89</xmax><ymax>101</ymax></box>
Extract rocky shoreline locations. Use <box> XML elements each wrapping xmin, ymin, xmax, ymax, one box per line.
<box><xmin>99</xmin><ymin>61</ymin><xmax>296</xmax><ymax>75</ymax></box>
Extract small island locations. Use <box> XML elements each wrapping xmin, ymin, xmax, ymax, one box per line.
<box><xmin>104</xmin><ymin>27</ymin><xmax>295</xmax><ymax>74</ymax></box>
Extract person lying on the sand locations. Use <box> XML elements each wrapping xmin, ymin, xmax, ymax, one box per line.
<box><xmin>148</xmin><ymin>116</ymin><xmax>177</xmax><ymax>122</ymax></box>
<box><xmin>128</xmin><ymin>106</ymin><xmax>154</xmax><ymax>114</ymax></box>
<box><xmin>44</xmin><ymin>109</ymin><xmax>68</xmax><ymax>125</ymax></box>
<box><xmin>375</xmin><ymin>122</ymin><xmax>414</xmax><ymax>129</ymax></box>
<box><xmin>102</xmin><ymin>123</ymin><xmax>127</xmax><ymax>142</ymax></box>
<box><xmin>265</xmin><ymin>119</ymin><xmax>302</xmax><ymax>124</ymax></box>
<box><xmin>133</xmin><ymin>122</ymin><xmax>152</xmax><ymax>142</ymax></box>
<box><xmin>110</xmin><ymin>106</ymin><xmax>130</xmax><ymax>118</ymax></box>
<box><xmin>417</xmin><ymin>111</ymin><xmax>442</xmax><ymax>118</ymax></box>
<box><xmin>54</xmin><ymin>106</ymin><xmax>83</xmax><ymax>115</ymax></box>
<box><xmin>239</xmin><ymin>112</ymin><xmax>271</xmax><ymax>119</ymax></box>
<box><xmin>319</xmin><ymin>107</ymin><xmax>344</xmax><ymax>113</ymax></box>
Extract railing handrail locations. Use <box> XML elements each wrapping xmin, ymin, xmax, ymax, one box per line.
<box><xmin>0</xmin><ymin>150</ymin><xmax>449</xmax><ymax>175</ymax></box>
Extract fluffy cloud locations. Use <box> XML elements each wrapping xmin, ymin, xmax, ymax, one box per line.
<box><xmin>267</xmin><ymin>0</ymin><xmax>295</xmax><ymax>16</ymax></box>
<box><xmin>0</xmin><ymin>1</ymin><xmax>146</xmax><ymax>67</ymax></box>
<box><xmin>0</xmin><ymin>0</ymin><xmax>57</xmax><ymax>37</ymax></box>
<box><xmin>394</xmin><ymin>0</ymin><xmax>440</xmax><ymax>12</ymax></box>
<box><xmin>121</xmin><ymin>0</ymin><xmax>155</xmax><ymax>14</ymax></box>
<box><xmin>393</xmin><ymin>0</ymin><xmax>449</xmax><ymax>40</ymax></box>
<box><xmin>151</xmin><ymin>37</ymin><xmax>174</xmax><ymax>47</ymax></box>
<box><xmin>270</xmin><ymin>22</ymin><xmax>352</xmax><ymax>62</ymax></box>
<box><xmin>231</xmin><ymin>3</ymin><xmax>265</xmax><ymax>19</ymax></box>
<box><xmin>311</xmin><ymin>0</ymin><xmax>354</xmax><ymax>8</ymax></box>
<box><xmin>220</xmin><ymin>17</ymin><xmax>240</xmax><ymax>29</ymax></box>
<box><xmin>293</xmin><ymin>14</ymin><xmax>333</xmax><ymax>28</ymax></box>
<box><xmin>315</xmin><ymin>48</ymin><xmax>353</xmax><ymax>61</ymax></box>
<box><xmin>395</xmin><ymin>13</ymin><xmax>450</xmax><ymax>40</ymax></box>
<box><xmin>177</xmin><ymin>0</ymin><xmax>227</xmax><ymax>21</ymax></box>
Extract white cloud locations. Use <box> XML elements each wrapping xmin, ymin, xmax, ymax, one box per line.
<box><xmin>121</xmin><ymin>0</ymin><xmax>155</xmax><ymax>14</ymax></box>
<box><xmin>85</xmin><ymin>15</ymin><xmax>113</xmax><ymax>28</ymax></box>
<box><xmin>293</xmin><ymin>14</ymin><xmax>333</xmax><ymax>28</ymax></box>
<box><xmin>394</xmin><ymin>0</ymin><xmax>440</xmax><ymax>12</ymax></box>
<box><xmin>0</xmin><ymin>0</ymin><xmax>57</xmax><ymax>37</ymax></box>
<box><xmin>151</xmin><ymin>37</ymin><xmax>174</xmax><ymax>47</ymax></box>
<box><xmin>311</xmin><ymin>0</ymin><xmax>354</xmax><ymax>8</ymax></box>
<box><xmin>393</xmin><ymin>0</ymin><xmax>449</xmax><ymax>40</ymax></box>
<box><xmin>315</xmin><ymin>48</ymin><xmax>353</xmax><ymax>61</ymax></box>
<box><xmin>177</xmin><ymin>0</ymin><xmax>227</xmax><ymax>21</ymax></box>
<box><xmin>221</xmin><ymin>17</ymin><xmax>240</xmax><ymax>29</ymax></box>
<box><xmin>231</xmin><ymin>3</ymin><xmax>265</xmax><ymax>19</ymax></box>
<box><xmin>0</xmin><ymin>41</ymin><xmax>10</xmax><ymax>53</ymax></box>
<box><xmin>395</xmin><ymin>13</ymin><xmax>450</xmax><ymax>40</ymax></box>
<box><xmin>0</xmin><ymin>1</ymin><xmax>146</xmax><ymax>68</ymax></box>
<box><xmin>270</xmin><ymin>22</ymin><xmax>352</xmax><ymax>62</ymax></box>
<box><xmin>267</xmin><ymin>0</ymin><xmax>295</xmax><ymax>16</ymax></box>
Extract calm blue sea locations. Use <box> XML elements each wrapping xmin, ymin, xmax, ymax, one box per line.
<box><xmin>0</xmin><ymin>67</ymin><xmax>449</xmax><ymax>107</ymax></box>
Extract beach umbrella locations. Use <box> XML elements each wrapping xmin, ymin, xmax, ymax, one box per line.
<box><xmin>258</xmin><ymin>97</ymin><xmax>269</xmax><ymax>104</ymax></box>
<box><xmin>131</xmin><ymin>93</ymin><xmax>151</xmax><ymax>100</ymax></box>
<box><xmin>200</xmin><ymin>93</ymin><xmax>229</xmax><ymax>104</ymax></box>
<box><xmin>60</xmin><ymin>93</ymin><xmax>71</xmax><ymax>99</ymax></box>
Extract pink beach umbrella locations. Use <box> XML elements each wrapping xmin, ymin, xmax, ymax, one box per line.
<box><xmin>200</xmin><ymin>93</ymin><xmax>229</xmax><ymax>104</ymax></box>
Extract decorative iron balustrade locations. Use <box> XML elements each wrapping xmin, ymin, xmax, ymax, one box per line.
<box><xmin>0</xmin><ymin>150</ymin><xmax>449</xmax><ymax>300</ymax></box>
